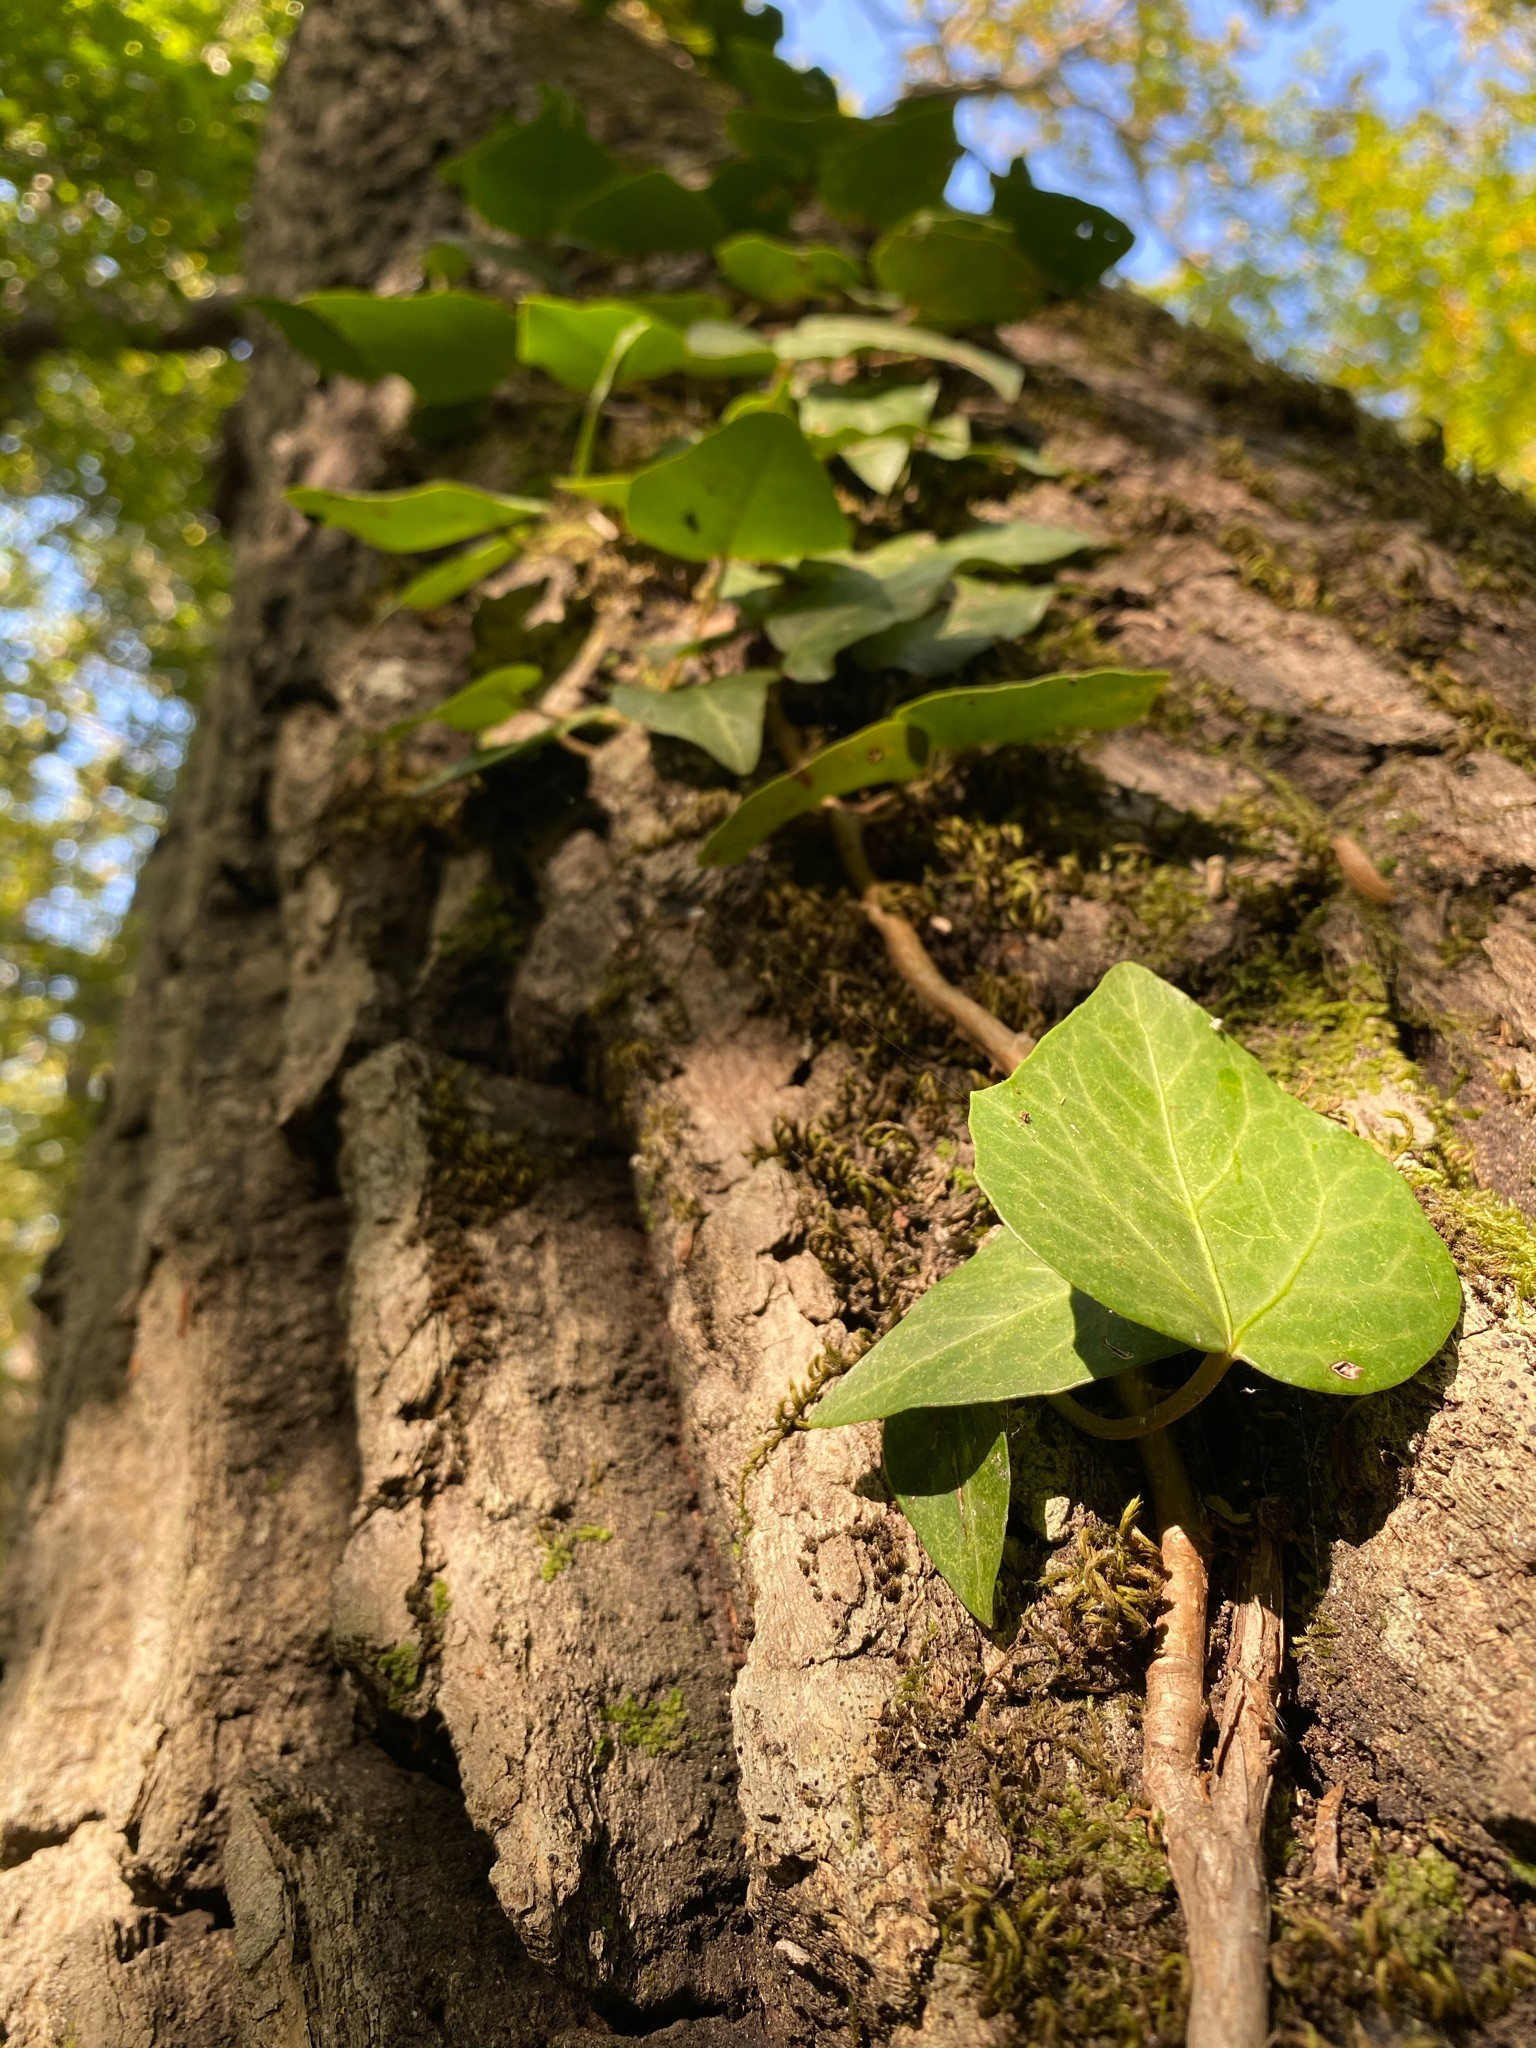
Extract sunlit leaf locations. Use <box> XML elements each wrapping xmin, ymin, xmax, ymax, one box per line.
<box><xmin>565</xmin><ymin>170</ymin><xmax>725</xmax><ymax>254</ymax></box>
<box><xmin>855</xmin><ymin>574</ymin><xmax>1055</xmax><ymax>674</ymax></box>
<box><xmin>817</xmin><ymin>95</ymin><xmax>961</xmax><ymax>230</ymax></box>
<box><xmin>871</xmin><ymin>211</ymin><xmax>1046</xmax><ymax>327</ymax></box>
<box><xmin>991</xmin><ymin>162</ymin><xmax>1135</xmax><ymax>295</ymax></box>
<box><xmin>625</xmin><ymin>412</ymin><xmax>851</xmax><ymax>563</ymax></box>
<box><xmin>610</xmin><ymin>669</ymin><xmax>773</xmax><ymax>772</ymax></box>
<box><xmin>518</xmin><ymin>297</ymin><xmax>774</xmax><ymax>392</ymax></box>
<box><xmin>798</xmin><ymin>378</ymin><xmax>939</xmax><ymax>452</ymax></box>
<box><xmin>397</xmin><ymin>535</ymin><xmax>520</xmax><ymax>609</ymax></box>
<box><xmin>811</xmin><ymin>1229</ymin><xmax>1183</xmax><ymax>1424</ymax></box>
<box><xmin>286</xmin><ymin>481</ymin><xmax>547</xmax><ymax>552</ymax></box>
<box><xmin>839</xmin><ymin>436</ymin><xmax>912</xmax><ymax>493</ymax></box>
<box><xmin>901</xmin><ymin>667</ymin><xmax>1167</xmax><ymax>745</ymax></box>
<box><xmin>426</xmin><ymin>664</ymin><xmax>544</xmax><ymax>731</ymax></box>
<box><xmin>631</xmin><ymin>292</ymin><xmax>730</xmax><ymax>327</ymax></box>
<box><xmin>557</xmin><ymin>472</ymin><xmax>633</xmax><ymax>512</ymax></box>
<box><xmin>290</xmin><ymin>291</ymin><xmax>523</xmax><ymax>404</ymax></box>
<box><xmin>717</xmin><ymin>233</ymin><xmax>863</xmax><ymax>302</ymax></box>
<box><xmin>443</xmin><ymin>92</ymin><xmax>619</xmax><ymax>238</ymax></box>
<box><xmin>774</xmin><ymin>314</ymin><xmax>1023</xmax><ymax>400</ymax></box>
<box><xmin>698</xmin><ymin>717</ymin><xmax>927</xmax><ymax>864</ymax></box>
<box><xmin>970</xmin><ymin>962</ymin><xmax>1462</xmax><ymax>1393</ymax></box>
<box><xmin>883</xmin><ymin>1404</ymin><xmax>1010</xmax><ymax>1626</ymax></box>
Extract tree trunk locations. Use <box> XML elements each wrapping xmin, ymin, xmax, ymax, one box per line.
<box><xmin>3</xmin><ymin>4</ymin><xmax>1536</xmax><ymax>2043</ymax></box>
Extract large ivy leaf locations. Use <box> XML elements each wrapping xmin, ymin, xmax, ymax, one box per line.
<box><xmin>518</xmin><ymin>297</ymin><xmax>774</xmax><ymax>392</ymax></box>
<box><xmin>286</xmin><ymin>482</ymin><xmax>547</xmax><ymax>552</ymax></box>
<box><xmin>291</xmin><ymin>291</ymin><xmax>522</xmax><ymax>405</ymax></box>
<box><xmin>883</xmin><ymin>1404</ymin><xmax>1010</xmax><ymax>1626</ymax></box>
<box><xmin>610</xmin><ymin>669</ymin><xmax>772</xmax><ymax>773</ymax></box>
<box><xmin>705</xmin><ymin>157</ymin><xmax>799</xmax><ymax>236</ymax></box>
<box><xmin>871</xmin><ymin>212</ymin><xmax>1046</xmax><ymax>328</ymax></box>
<box><xmin>902</xmin><ymin>668</ymin><xmax>1167</xmax><ymax>745</ymax></box>
<box><xmin>991</xmin><ymin>162</ymin><xmax>1135</xmax><ymax>294</ymax></box>
<box><xmin>774</xmin><ymin>314</ymin><xmax>1023</xmax><ymax>401</ymax></box>
<box><xmin>565</xmin><ymin>170</ymin><xmax>725</xmax><ymax>254</ymax></box>
<box><xmin>727</xmin><ymin>104</ymin><xmax>848</xmax><ymax>175</ymax></box>
<box><xmin>698</xmin><ymin>717</ymin><xmax>927</xmax><ymax>865</ymax></box>
<box><xmin>397</xmin><ymin>535</ymin><xmax>520</xmax><ymax>609</ymax></box>
<box><xmin>443</xmin><ymin>93</ymin><xmax>619</xmax><ymax>238</ymax></box>
<box><xmin>763</xmin><ymin>521</ymin><xmax>1095</xmax><ymax>681</ymax></box>
<box><xmin>798</xmin><ymin>378</ymin><xmax>938</xmax><ymax>453</ymax></box>
<box><xmin>251</xmin><ymin>297</ymin><xmax>373</xmax><ymax>379</ymax></box>
<box><xmin>624</xmin><ymin>412</ymin><xmax>851</xmax><ymax>563</ymax></box>
<box><xmin>811</xmin><ymin>1229</ymin><xmax>1185</xmax><ymax>1426</ymax></box>
<box><xmin>817</xmin><ymin>96</ymin><xmax>961</xmax><ymax>230</ymax></box>
<box><xmin>855</xmin><ymin>574</ymin><xmax>1055</xmax><ymax>675</ymax></box>
<box><xmin>970</xmin><ymin>961</ymin><xmax>1462</xmax><ymax>1394</ymax></box>
<box><xmin>426</xmin><ymin>664</ymin><xmax>544</xmax><ymax>732</ymax></box>
<box><xmin>717</xmin><ymin>233</ymin><xmax>862</xmax><ymax>303</ymax></box>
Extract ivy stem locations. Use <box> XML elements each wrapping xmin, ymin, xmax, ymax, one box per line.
<box><xmin>1117</xmin><ymin>1367</ymin><xmax>1283</xmax><ymax>2048</ymax></box>
<box><xmin>1048</xmin><ymin>1347</ymin><xmax>1235</xmax><ymax>1439</ymax></box>
<box><xmin>571</xmin><ymin>316</ymin><xmax>648</xmax><ymax>480</ymax></box>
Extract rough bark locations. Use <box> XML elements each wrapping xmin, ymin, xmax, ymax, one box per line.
<box><xmin>3</xmin><ymin>2</ymin><xmax>1536</xmax><ymax>2043</ymax></box>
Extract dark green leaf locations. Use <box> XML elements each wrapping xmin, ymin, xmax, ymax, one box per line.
<box><xmin>773</xmin><ymin>314</ymin><xmax>1023</xmax><ymax>400</ymax></box>
<box><xmin>625</xmin><ymin>411</ymin><xmax>851</xmax><ymax>563</ymax></box>
<box><xmin>294</xmin><ymin>291</ymin><xmax>522</xmax><ymax>405</ymax></box>
<box><xmin>286</xmin><ymin>481</ymin><xmax>547</xmax><ymax>552</ymax></box>
<box><xmin>565</xmin><ymin>170</ymin><xmax>725</xmax><ymax>254</ymax></box>
<box><xmin>991</xmin><ymin>161</ymin><xmax>1135</xmax><ymax>294</ymax></box>
<box><xmin>854</xmin><ymin>574</ymin><xmax>1055</xmax><ymax>674</ymax></box>
<box><xmin>705</xmin><ymin>156</ymin><xmax>799</xmax><ymax>236</ymax></box>
<box><xmin>630</xmin><ymin>292</ymin><xmax>730</xmax><ymax>327</ymax></box>
<box><xmin>883</xmin><ymin>1404</ymin><xmax>1010</xmax><ymax>1625</ymax></box>
<box><xmin>610</xmin><ymin>669</ymin><xmax>772</xmax><ymax>772</ymax></box>
<box><xmin>969</xmin><ymin>961</ymin><xmax>1462</xmax><ymax>1394</ymax></box>
<box><xmin>811</xmin><ymin>1229</ymin><xmax>1184</xmax><ymax>1424</ymax></box>
<box><xmin>730</xmin><ymin>43</ymin><xmax>839</xmax><ymax>112</ymax></box>
<box><xmin>698</xmin><ymin>717</ymin><xmax>927</xmax><ymax>864</ymax></box>
<box><xmin>817</xmin><ymin>95</ymin><xmax>961</xmax><ymax>230</ymax></box>
<box><xmin>717</xmin><ymin>233</ymin><xmax>863</xmax><ymax>303</ymax></box>
<box><xmin>250</xmin><ymin>296</ymin><xmax>372</xmax><ymax>379</ymax></box>
<box><xmin>871</xmin><ymin>211</ymin><xmax>1046</xmax><ymax>327</ymax></box>
<box><xmin>901</xmin><ymin>667</ymin><xmax>1166</xmax><ymax>746</ymax></box>
<box><xmin>427</xmin><ymin>664</ymin><xmax>544</xmax><ymax>731</ymax></box>
<box><xmin>726</xmin><ymin>105</ymin><xmax>848</xmax><ymax>175</ymax></box>
<box><xmin>397</xmin><ymin>535</ymin><xmax>520</xmax><ymax>609</ymax></box>
<box><xmin>443</xmin><ymin>93</ymin><xmax>618</xmax><ymax>238</ymax></box>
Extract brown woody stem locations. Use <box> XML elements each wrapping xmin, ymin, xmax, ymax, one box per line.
<box><xmin>1117</xmin><ymin>1368</ymin><xmax>1283</xmax><ymax>2048</ymax></box>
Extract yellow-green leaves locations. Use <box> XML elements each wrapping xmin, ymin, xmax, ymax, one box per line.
<box><xmin>625</xmin><ymin>412</ymin><xmax>850</xmax><ymax>562</ymax></box>
<box><xmin>970</xmin><ymin>962</ymin><xmax>1461</xmax><ymax>1394</ymax></box>
<box><xmin>609</xmin><ymin>670</ymin><xmax>773</xmax><ymax>773</ymax></box>
<box><xmin>286</xmin><ymin>482</ymin><xmax>547</xmax><ymax>551</ymax></box>
<box><xmin>884</xmin><ymin>1404</ymin><xmax>1011</xmax><ymax>1627</ymax></box>
<box><xmin>810</xmin><ymin>1229</ymin><xmax>1184</xmax><ymax>1425</ymax></box>
<box><xmin>518</xmin><ymin>297</ymin><xmax>775</xmax><ymax>393</ymax></box>
<box><xmin>267</xmin><ymin>291</ymin><xmax>522</xmax><ymax>405</ymax></box>
<box><xmin>425</xmin><ymin>665</ymin><xmax>544</xmax><ymax>732</ymax></box>
<box><xmin>772</xmin><ymin>314</ymin><xmax>1024</xmax><ymax>401</ymax></box>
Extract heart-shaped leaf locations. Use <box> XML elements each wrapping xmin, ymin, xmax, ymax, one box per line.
<box><xmin>991</xmin><ymin>162</ymin><xmax>1135</xmax><ymax>294</ymax></box>
<box><xmin>871</xmin><ymin>211</ymin><xmax>1047</xmax><ymax>328</ymax></box>
<box><xmin>811</xmin><ymin>1228</ymin><xmax>1185</xmax><ymax>1426</ymax></box>
<box><xmin>625</xmin><ymin>412</ymin><xmax>851</xmax><ymax>563</ymax></box>
<box><xmin>699</xmin><ymin>717</ymin><xmax>927</xmax><ymax>865</ymax></box>
<box><xmin>443</xmin><ymin>93</ymin><xmax>619</xmax><ymax>238</ymax></box>
<box><xmin>839</xmin><ymin>436</ymin><xmax>913</xmax><ymax>494</ymax></box>
<box><xmin>397</xmin><ymin>535</ymin><xmax>520</xmax><ymax>609</ymax></box>
<box><xmin>717</xmin><ymin>233</ymin><xmax>863</xmax><ymax>303</ymax></box>
<box><xmin>426</xmin><ymin>664</ymin><xmax>544</xmax><ymax>732</ymax></box>
<box><xmin>901</xmin><ymin>668</ymin><xmax>1167</xmax><ymax>746</ymax></box>
<box><xmin>817</xmin><ymin>95</ymin><xmax>961</xmax><ymax>230</ymax></box>
<box><xmin>855</xmin><ymin>574</ymin><xmax>1055</xmax><ymax>675</ymax></box>
<box><xmin>798</xmin><ymin>378</ymin><xmax>939</xmax><ymax>452</ymax></box>
<box><xmin>730</xmin><ymin>43</ymin><xmax>840</xmax><ymax>113</ymax></box>
<box><xmin>565</xmin><ymin>170</ymin><xmax>725</xmax><ymax>254</ymax></box>
<box><xmin>883</xmin><ymin>1403</ymin><xmax>1010</xmax><ymax>1625</ymax></box>
<box><xmin>970</xmin><ymin>961</ymin><xmax>1462</xmax><ymax>1394</ymax></box>
<box><xmin>287</xmin><ymin>482</ymin><xmax>547</xmax><ymax>552</ymax></box>
<box><xmin>774</xmin><ymin>314</ymin><xmax>1023</xmax><ymax>401</ymax></box>
<box><xmin>287</xmin><ymin>291</ymin><xmax>523</xmax><ymax>405</ymax></box>
<box><xmin>518</xmin><ymin>297</ymin><xmax>774</xmax><ymax>392</ymax></box>
<box><xmin>610</xmin><ymin>669</ymin><xmax>773</xmax><ymax>773</ymax></box>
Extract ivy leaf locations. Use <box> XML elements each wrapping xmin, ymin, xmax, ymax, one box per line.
<box><xmin>631</xmin><ymin>291</ymin><xmax>730</xmax><ymax>327</ymax></box>
<box><xmin>798</xmin><ymin>378</ymin><xmax>938</xmax><ymax>452</ymax></box>
<box><xmin>698</xmin><ymin>717</ymin><xmax>927</xmax><ymax>865</ymax></box>
<box><xmin>991</xmin><ymin>162</ymin><xmax>1135</xmax><ymax>294</ymax></box>
<box><xmin>518</xmin><ymin>297</ymin><xmax>773</xmax><ymax>392</ymax></box>
<box><xmin>564</xmin><ymin>170</ymin><xmax>725</xmax><ymax>254</ymax></box>
<box><xmin>854</xmin><ymin>574</ymin><xmax>1056</xmax><ymax>675</ymax></box>
<box><xmin>705</xmin><ymin>157</ymin><xmax>800</xmax><ymax>237</ymax></box>
<box><xmin>817</xmin><ymin>96</ymin><xmax>961</xmax><ymax>230</ymax></box>
<box><xmin>727</xmin><ymin>104</ymin><xmax>848</xmax><ymax>175</ymax></box>
<box><xmin>919</xmin><ymin>413</ymin><xmax>972</xmax><ymax>463</ymax></box>
<box><xmin>396</xmin><ymin>534</ymin><xmax>520</xmax><ymax>609</ymax></box>
<box><xmin>442</xmin><ymin>92</ymin><xmax>619</xmax><ymax>238</ymax></box>
<box><xmin>774</xmin><ymin>313</ymin><xmax>1023</xmax><ymax>401</ymax></box>
<box><xmin>286</xmin><ymin>481</ymin><xmax>547</xmax><ymax>552</ymax></box>
<box><xmin>251</xmin><ymin>297</ymin><xmax>373</xmax><ymax>379</ymax></box>
<box><xmin>883</xmin><ymin>1404</ymin><xmax>1010</xmax><ymax>1626</ymax></box>
<box><xmin>610</xmin><ymin>669</ymin><xmax>772</xmax><ymax>773</ymax></box>
<box><xmin>901</xmin><ymin>667</ymin><xmax>1167</xmax><ymax>746</ymax></box>
<box><xmin>839</xmin><ymin>436</ymin><xmax>913</xmax><ymax>494</ymax></box>
<box><xmin>558</xmin><ymin>472</ymin><xmax>632</xmax><ymax>513</ymax></box>
<box><xmin>871</xmin><ymin>211</ymin><xmax>1047</xmax><ymax>328</ymax></box>
<box><xmin>717</xmin><ymin>233</ymin><xmax>863</xmax><ymax>303</ymax></box>
<box><xmin>625</xmin><ymin>412</ymin><xmax>851</xmax><ymax>563</ymax></box>
<box><xmin>285</xmin><ymin>291</ymin><xmax>523</xmax><ymax>404</ymax></box>
<box><xmin>969</xmin><ymin>961</ymin><xmax>1462</xmax><ymax>1394</ymax></box>
<box><xmin>729</xmin><ymin>43</ymin><xmax>840</xmax><ymax>114</ymax></box>
<box><xmin>426</xmin><ymin>664</ymin><xmax>544</xmax><ymax>732</ymax></box>
<box><xmin>811</xmin><ymin>1229</ymin><xmax>1185</xmax><ymax>1426</ymax></box>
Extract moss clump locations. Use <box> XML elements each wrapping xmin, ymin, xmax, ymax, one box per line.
<box><xmin>376</xmin><ymin>1639</ymin><xmax>422</xmax><ymax>1714</ymax></box>
<box><xmin>423</xmin><ymin>1063</ymin><xmax>539</xmax><ymax>1225</ymax></box>
<box><xmin>596</xmin><ymin>1686</ymin><xmax>689</xmax><ymax>1759</ymax></box>
<box><xmin>536</xmin><ymin>1520</ymin><xmax>613</xmax><ymax>1583</ymax></box>
<box><xmin>1013</xmin><ymin>1499</ymin><xmax>1165</xmax><ymax>1695</ymax></box>
<box><xmin>429</xmin><ymin>1575</ymin><xmax>452</xmax><ymax>1619</ymax></box>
